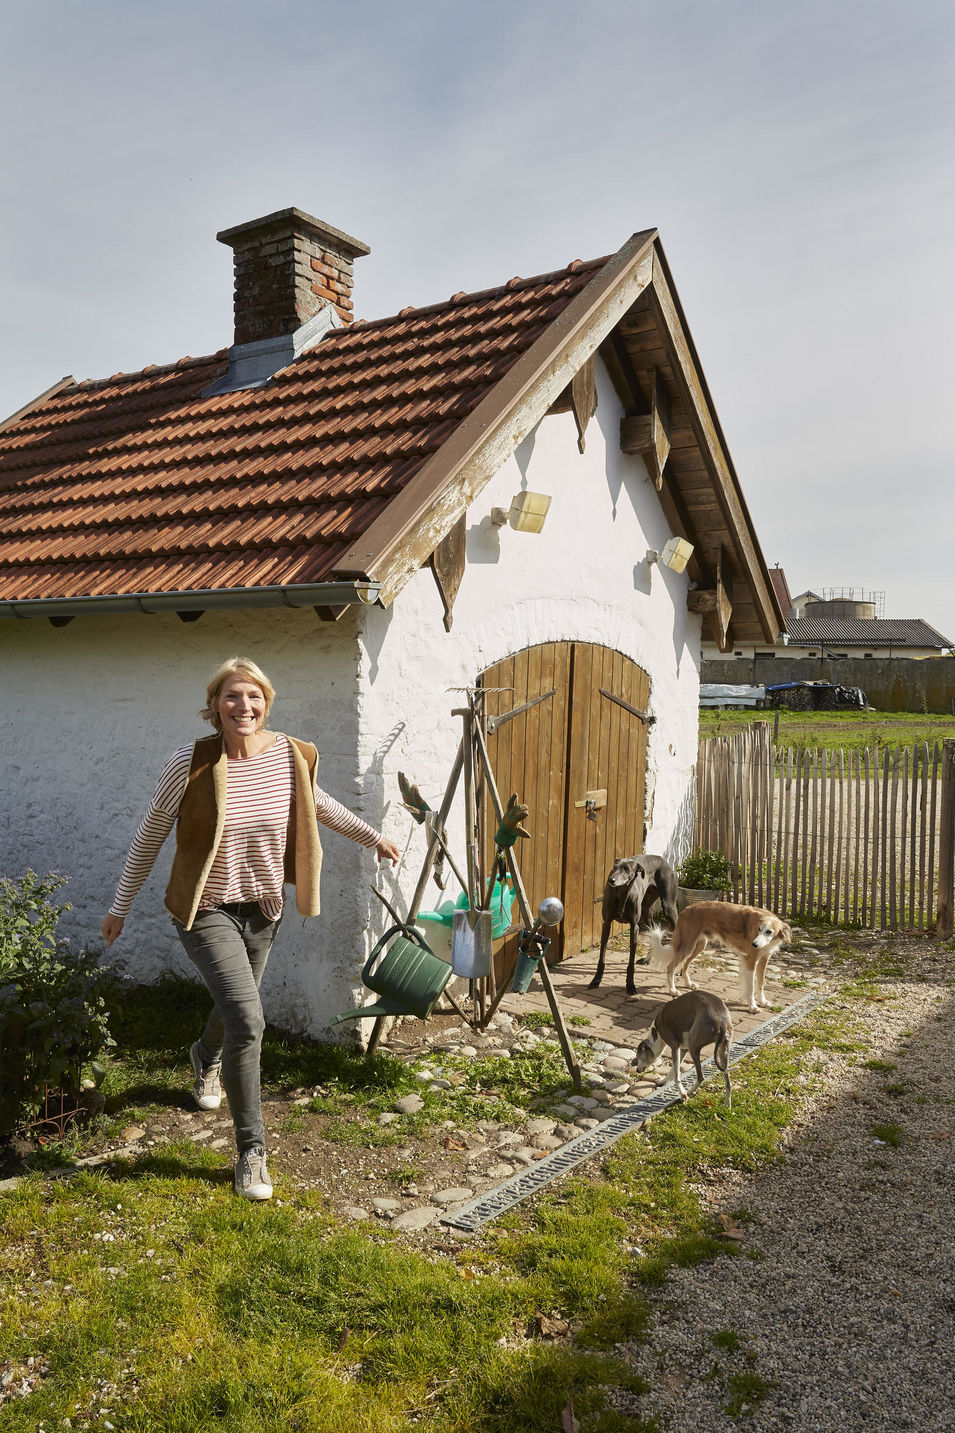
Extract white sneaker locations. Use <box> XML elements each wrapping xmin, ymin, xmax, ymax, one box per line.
<box><xmin>189</xmin><ymin>1041</ymin><xmax>222</xmax><ymax>1111</ymax></box>
<box><xmin>234</xmin><ymin>1146</ymin><xmax>272</xmax><ymax>1201</ymax></box>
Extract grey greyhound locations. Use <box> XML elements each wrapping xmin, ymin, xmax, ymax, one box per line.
<box><xmin>632</xmin><ymin>989</ymin><xmax>734</xmax><ymax>1107</ymax></box>
<box><xmin>589</xmin><ymin>854</ymin><xmax>680</xmax><ymax>997</ymax></box>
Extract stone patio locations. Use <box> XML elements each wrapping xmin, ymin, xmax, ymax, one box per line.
<box><xmin>501</xmin><ymin>937</ymin><xmax>808</xmax><ymax>1046</ymax></box>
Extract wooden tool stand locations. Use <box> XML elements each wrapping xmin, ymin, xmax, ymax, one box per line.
<box><xmin>368</xmin><ymin>692</ymin><xmax>582</xmax><ymax>1091</ymax></box>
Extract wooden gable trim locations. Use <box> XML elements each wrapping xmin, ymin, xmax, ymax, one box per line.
<box><xmin>645</xmin><ymin>247</ymin><xmax>781</xmax><ymax>642</ymax></box>
<box><xmin>0</xmin><ymin>376</ymin><xmax>76</xmax><ymax>435</ymax></box>
<box><xmin>331</xmin><ymin>229</ymin><xmax>658</xmax><ymax>605</ymax></box>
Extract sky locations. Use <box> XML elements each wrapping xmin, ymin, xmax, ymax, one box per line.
<box><xmin>2</xmin><ymin>0</ymin><xmax>953</xmax><ymax>637</ymax></box>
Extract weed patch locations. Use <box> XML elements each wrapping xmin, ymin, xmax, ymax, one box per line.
<box><xmin>521</xmin><ymin>1011</ymin><xmax>555</xmax><ymax>1030</ymax></box>
<box><xmin>870</xmin><ymin>1122</ymin><xmax>905</xmax><ymax>1147</ymax></box>
<box><xmin>723</xmin><ymin>1369</ymin><xmax>774</xmax><ymax>1416</ymax></box>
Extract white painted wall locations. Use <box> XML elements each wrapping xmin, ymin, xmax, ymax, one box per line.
<box><xmin>355</xmin><ymin>357</ymin><xmax>702</xmax><ymax>992</ymax></box>
<box><xmin>0</xmin><ymin>354</ymin><xmax>701</xmax><ymax>1042</ymax></box>
<box><xmin>0</xmin><ymin>607</ymin><xmax>390</xmax><ymax>1039</ymax></box>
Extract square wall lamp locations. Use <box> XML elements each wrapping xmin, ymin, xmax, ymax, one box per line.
<box><xmin>490</xmin><ymin>491</ymin><xmax>552</xmax><ymax>534</ymax></box>
<box><xmin>646</xmin><ymin>535</ymin><xmax>694</xmax><ymax>574</ymax></box>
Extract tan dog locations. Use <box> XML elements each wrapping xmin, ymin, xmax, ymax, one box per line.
<box><xmin>645</xmin><ymin>901</ymin><xmax>792</xmax><ymax>1012</ymax></box>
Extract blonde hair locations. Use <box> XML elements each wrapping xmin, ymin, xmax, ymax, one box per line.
<box><xmin>201</xmin><ymin>657</ymin><xmax>277</xmax><ymax>732</ymax></box>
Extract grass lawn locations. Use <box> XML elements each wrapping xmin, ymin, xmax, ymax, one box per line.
<box><xmin>1</xmin><ymin>975</ymin><xmax>877</xmax><ymax>1432</ymax></box>
<box><xmin>699</xmin><ymin>707</ymin><xmax>955</xmax><ymax>755</ymax></box>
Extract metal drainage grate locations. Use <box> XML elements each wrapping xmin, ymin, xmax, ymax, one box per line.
<box><xmin>442</xmin><ymin>990</ymin><xmax>827</xmax><ymax>1232</ymax></box>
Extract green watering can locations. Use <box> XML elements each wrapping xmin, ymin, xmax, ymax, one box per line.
<box><xmin>332</xmin><ymin>925</ymin><xmax>453</xmax><ymax>1024</ymax></box>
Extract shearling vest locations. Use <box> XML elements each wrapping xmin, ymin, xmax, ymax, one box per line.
<box><xmin>164</xmin><ymin>732</ymin><xmax>323</xmax><ymax>930</ymax></box>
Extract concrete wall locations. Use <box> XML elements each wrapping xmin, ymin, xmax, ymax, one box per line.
<box><xmin>702</xmin><ymin>655</ymin><xmax>955</xmax><ymax>713</ymax></box>
<box><xmin>0</xmin><ymin>355</ymin><xmax>701</xmax><ymax>1039</ymax></box>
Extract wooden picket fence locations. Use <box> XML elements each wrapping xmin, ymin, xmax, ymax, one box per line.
<box><xmin>695</xmin><ymin>725</ymin><xmax>955</xmax><ymax>931</ymax></box>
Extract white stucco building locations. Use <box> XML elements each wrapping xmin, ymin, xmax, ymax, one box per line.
<box><xmin>0</xmin><ymin>208</ymin><xmax>781</xmax><ymax>1038</ymax></box>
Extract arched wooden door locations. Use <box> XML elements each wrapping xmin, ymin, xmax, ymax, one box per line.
<box><xmin>480</xmin><ymin>642</ymin><xmax>650</xmax><ymax>961</ymax></box>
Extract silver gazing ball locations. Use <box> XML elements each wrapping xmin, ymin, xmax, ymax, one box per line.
<box><xmin>537</xmin><ymin>896</ymin><xmax>564</xmax><ymax>927</ymax></box>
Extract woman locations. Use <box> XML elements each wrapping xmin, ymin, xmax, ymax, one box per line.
<box><xmin>101</xmin><ymin>656</ymin><xmax>399</xmax><ymax>1202</ymax></box>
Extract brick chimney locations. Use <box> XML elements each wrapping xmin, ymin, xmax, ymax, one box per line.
<box><xmin>217</xmin><ymin>207</ymin><xmax>371</xmax><ymax>343</ymax></box>
<box><xmin>204</xmin><ymin>208</ymin><xmax>371</xmax><ymax>395</ymax></box>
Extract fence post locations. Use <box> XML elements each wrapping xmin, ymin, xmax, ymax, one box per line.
<box><xmin>936</xmin><ymin>739</ymin><xmax>955</xmax><ymax>939</ymax></box>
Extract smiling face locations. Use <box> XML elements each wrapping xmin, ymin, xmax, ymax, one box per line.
<box><xmin>215</xmin><ymin>673</ymin><xmax>268</xmax><ymax>741</ymax></box>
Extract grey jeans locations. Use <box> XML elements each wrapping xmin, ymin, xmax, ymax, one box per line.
<box><xmin>174</xmin><ymin>902</ymin><xmax>281</xmax><ymax>1154</ymax></box>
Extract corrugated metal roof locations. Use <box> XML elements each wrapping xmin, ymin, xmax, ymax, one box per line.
<box><xmin>0</xmin><ymin>260</ymin><xmax>605</xmax><ymax>604</ymax></box>
<box><xmin>786</xmin><ymin>616</ymin><xmax>952</xmax><ymax>649</ymax></box>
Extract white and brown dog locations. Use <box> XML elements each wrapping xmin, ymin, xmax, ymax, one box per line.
<box><xmin>645</xmin><ymin>901</ymin><xmax>792</xmax><ymax>1012</ymax></box>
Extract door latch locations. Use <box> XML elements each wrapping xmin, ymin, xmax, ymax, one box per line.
<box><xmin>575</xmin><ymin>789</ymin><xmax>607</xmax><ymax>823</ymax></box>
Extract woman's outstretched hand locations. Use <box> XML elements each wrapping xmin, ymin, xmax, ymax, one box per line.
<box><xmin>375</xmin><ymin>837</ymin><xmax>400</xmax><ymax>866</ymax></box>
<box><xmin>101</xmin><ymin>914</ymin><xmax>125</xmax><ymax>946</ymax></box>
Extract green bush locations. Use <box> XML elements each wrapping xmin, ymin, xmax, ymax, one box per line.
<box><xmin>678</xmin><ymin>849</ymin><xmax>733</xmax><ymax>891</ymax></box>
<box><xmin>0</xmin><ymin>870</ymin><xmax>118</xmax><ymax>1135</ymax></box>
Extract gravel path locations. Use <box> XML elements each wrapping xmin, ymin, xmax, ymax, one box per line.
<box><xmin>611</xmin><ymin>958</ymin><xmax>955</xmax><ymax>1432</ymax></box>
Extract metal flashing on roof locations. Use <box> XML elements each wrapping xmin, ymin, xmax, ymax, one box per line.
<box><xmin>201</xmin><ymin>304</ymin><xmax>343</xmax><ymax>396</ymax></box>
<box><xmin>0</xmin><ymin>581</ymin><xmax>380</xmax><ymax>620</ymax></box>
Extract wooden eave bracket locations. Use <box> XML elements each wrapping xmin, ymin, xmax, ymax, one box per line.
<box><xmin>429</xmin><ymin>513</ymin><xmax>467</xmax><ymax>631</ymax></box>
<box><xmin>618</xmin><ymin>367</ymin><xmax>671</xmax><ymax>489</ymax></box>
<box><xmin>687</xmin><ymin>546</ymin><xmax>733</xmax><ymax>650</ymax></box>
<box><xmin>570</xmin><ymin>355</ymin><xmax>597</xmax><ymax>453</ymax></box>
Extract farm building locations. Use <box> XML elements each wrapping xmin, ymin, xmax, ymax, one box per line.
<box><xmin>703</xmin><ymin>571</ymin><xmax>953</xmax><ymax>661</ymax></box>
<box><xmin>0</xmin><ymin>207</ymin><xmax>782</xmax><ymax>1037</ymax></box>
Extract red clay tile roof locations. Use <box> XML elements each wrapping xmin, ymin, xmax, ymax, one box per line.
<box><xmin>0</xmin><ymin>259</ymin><xmax>608</xmax><ymax>605</ymax></box>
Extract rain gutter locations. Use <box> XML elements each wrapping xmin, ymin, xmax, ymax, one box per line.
<box><xmin>0</xmin><ymin>581</ymin><xmax>381</xmax><ymax>620</ymax></box>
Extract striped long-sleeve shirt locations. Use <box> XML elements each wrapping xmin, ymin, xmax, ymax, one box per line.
<box><xmin>109</xmin><ymin>735</ymin><xmax>381</xmax><ymax>921</ymax></box>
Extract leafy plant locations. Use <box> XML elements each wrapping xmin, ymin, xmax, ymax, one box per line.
<box><xmin>0</xmin><ymin>870</ymin><xmax>119</xmax><ymax>1134</ymax></box>
<box><xmin>678</xmin><ymin>849</ymin><xmax>732</xmax><ymax>892</ymax></box>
